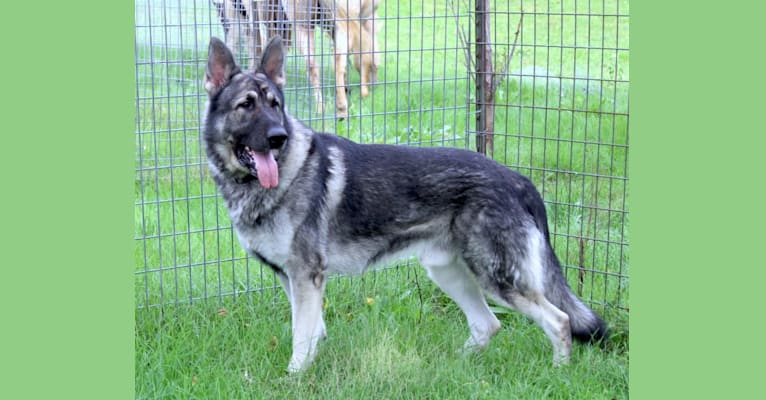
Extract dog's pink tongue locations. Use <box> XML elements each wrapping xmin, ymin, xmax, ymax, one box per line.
<box><xmin>250</xmin><ymin>150</ymin><xmax>279</xmax><ymax>189</ymax></box>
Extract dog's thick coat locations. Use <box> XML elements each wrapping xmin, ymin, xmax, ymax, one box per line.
<box><xmin>203</xmin><ymin>36</ymin><xmax>607</xmax><ymax>373</ymax></box>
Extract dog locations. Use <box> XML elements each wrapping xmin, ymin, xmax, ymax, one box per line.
<box><xmin>203</xmin><ymin>36</ymin><xmax>607</xmax><ymax>373</ymax></box>
<box><xmin>212</xmin><ymin>0</ymin><xmax>293</xmax><ymax>69</ymax></box>
<box><xmin>318</xmin><ymin>0</ymin><xmax>380</xmax><ymax>118</ymax></box>
<box><xmin>271</xmin><ymin>0</ymin><xmax>381</xmax><ymax>117</ymax></box>
<box><xmin>214</xmin><ymin>0</ymin><xmax>380</xmax><ymax>118</ymax></box>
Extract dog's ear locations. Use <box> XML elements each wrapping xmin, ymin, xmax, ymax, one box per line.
<box><xmin>257</xmin><ymin>36</ymin><xmax>286</xmax><ymax>89</ymax></box>
<box><xmin>205</xmin><ymin>37</ymin><xmax>240</xmax><ymax>96</ymax></box>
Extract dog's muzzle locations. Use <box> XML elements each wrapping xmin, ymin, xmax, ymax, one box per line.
<box><xmin>267</xmin><ymin>127</ymin><xmax>288</xmax><ymax>150</ymax></box>
<box><xmin>233</xmin><ymin>127</ymin><xmax>286</xmax><ymax>190</ymax></box>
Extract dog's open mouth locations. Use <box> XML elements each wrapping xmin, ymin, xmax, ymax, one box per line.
<box><xmin>235</xmin><ymin>145</ymin><xmax>279</xmax><ymax>189</ymax></box>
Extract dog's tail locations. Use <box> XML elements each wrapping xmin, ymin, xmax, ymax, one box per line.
<box><xmin>543</xmin><ymin>244</ymin><xmax>609</xmax><ymax>343</ymax></box>
<box><xmin>523</xmin><ymin>183</ymin><xmax>609</xmax><ymax>344</ymax></box>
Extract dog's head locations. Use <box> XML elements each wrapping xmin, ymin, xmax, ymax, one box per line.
<box><xmin>203</xmin><ymin>36</ymin><xmax>288</xmax><ymax>189</ymax></box>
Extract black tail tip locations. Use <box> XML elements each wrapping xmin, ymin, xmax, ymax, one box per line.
<box><xmin>572</xmin><ymin>317</ymin><xmax>609</xmax><ymax>346</ymax></box>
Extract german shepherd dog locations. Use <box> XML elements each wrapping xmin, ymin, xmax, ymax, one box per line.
<box><xmin>203</xmin><ymin>36</ymin><xmax>607</xmax><ymax>373</ymax></box>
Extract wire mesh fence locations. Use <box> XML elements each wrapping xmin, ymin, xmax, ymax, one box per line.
<box><xmin>134</xmin><ymin>0</ymin><xmax>629</xmax><ymax>313</ymax></box>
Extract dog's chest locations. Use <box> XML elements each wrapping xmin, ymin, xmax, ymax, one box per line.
<box><xmin>232</xmin><ymin>209</ymin><xmax>295</xmax><ymax>266</ymax></box>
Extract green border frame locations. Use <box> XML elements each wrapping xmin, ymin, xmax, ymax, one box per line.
<box><xmin>1</xmin><ymin>1</ymin><xmax>134</xmax><ymax>398</ymax></box>
<box><xmin>5</xmin><ymin>0</ymin><xmax>766</xmax><ymax>397</ymax></box>
<box><xmin>631</xmin><ymin>1</ymin><xmax>766</xmax><ymax>398</ymax></box>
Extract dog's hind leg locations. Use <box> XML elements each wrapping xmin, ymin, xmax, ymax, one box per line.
<box><xmin>420</xmin><ymin>249</ymin><xmax>501</xmax><ymax>352</ymax></box>
<box><xmin>332</xmin><ymin>20</ymin><xmax>350</xmax><ymax>119</ymax></box>
<box><xmin>284</xmin><ymin>268</ymin><xmax>326</xmax><ymax>374</ymax></box>
<box><xmin>359</xmin><ymin>14</ymin><xmax>379</xmax><ymax>98</ymax></box>
<box><xmin>503</xmin><ymin>290</ymin><xmax>572</xmax><ymax>366</ymax></box>
<box><xmin>481</xmin><ymin>230</ymin><xmax>573</xmax><ymax>366</ymax></box>
<box><xmin>357</xmin><ymin>24</ymin><xmax>373</xmax><ymax>98</ymax></box>
<box><xmin>454</xmin><ymin>206</ymin><xmax>573</xmax><ymax>365</ymax></box>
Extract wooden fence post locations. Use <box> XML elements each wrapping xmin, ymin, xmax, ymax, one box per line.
<box><xmin>475</xmin><ymin>0</ymin><xmax>494</xmax><ymax>157</ymax></box>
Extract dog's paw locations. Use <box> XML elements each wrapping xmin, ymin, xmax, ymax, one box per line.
<box><xmin>460</xmin><ymin>339</ymin><xmax>487</xmax><ymax>355</ymax></box>
<box><xmin>286</xmin><ymin>349</ymin><xmax>317</xmax><ymax>375</ymax></box>
<box><xmin>552</xmin><ymin>353</ymin><xmax>571</xmax><ymax>367</ymax></box>
<box><xmin>286</xmin><ymin>360</ymin><xmax>307</xmax><ymax>375</ymax></box>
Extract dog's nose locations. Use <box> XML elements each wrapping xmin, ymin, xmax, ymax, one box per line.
<box><xmin>267</xmin><ymin>127</ymin><xmax>288</xmax><ymax>150</ymax></box>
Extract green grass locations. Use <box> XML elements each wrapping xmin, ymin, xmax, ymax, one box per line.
<box><xmin>136</xmin><ymin>270</ymin><xmax>628</xmax><ymax>399</ymax></box>
<box><xmin>135</xmin><ymin>0</ymin><xmax>629</xmax><ymax>397</ymax></box>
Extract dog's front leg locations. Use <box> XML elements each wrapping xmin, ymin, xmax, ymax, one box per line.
<box><xmin>293</xmin><ymin>24</ymin><xmax>324</xmax><ymax>114</ymax></box>
<box><xmin>275</xmin><ymin>270</ymin><xmax>326</xmax><ymax>340</ymax></box>
<box><xmin>285</xmin><ymin>269</ymin><xmax>326</xmax><ymax>374</ymax></box>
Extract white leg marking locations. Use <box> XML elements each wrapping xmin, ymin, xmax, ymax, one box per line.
<box><xmin>421</xmin><ymin>252</ymin><xmax>501</xmax><ymax>352</ymax></box>
<box><xmin>278</xmin><ymin>272</ymin><xmax>327</xmax><ymax>340</ymax></box>
<box><xmin>286</xmin><ymin>278</ymin><xmax>326</xmax><ymax>373</ymax></box>
<box><xmin>494</xmin><ymin>229</ymin><xmax>573</xmax><ymax>365</ymax></box>
<box><xmin>507</xmin><ymin>293</ymin><xmax>572</xmax><ymax>366</ymax></box>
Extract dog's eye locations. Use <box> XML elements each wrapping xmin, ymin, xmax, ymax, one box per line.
<box><xmin>238</xmin><ymin>98</ymin><xmax>255</xmax><ymax>110</ymax></box>
<box><xmin>271</xmin><ymin>98</ymin><xmax>280</xmax><ymax>108</ymax></box>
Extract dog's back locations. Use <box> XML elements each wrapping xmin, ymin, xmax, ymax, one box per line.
<box><xmin>263</xmin><ymin>127</ymin><xmax>609</xmax><ymax>349</ymax></box>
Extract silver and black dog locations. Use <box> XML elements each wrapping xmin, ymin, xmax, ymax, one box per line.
<box><xmin>203</xmin><ymin>36</ymin><xmax>607</xmax><ymax>373</ymax></box>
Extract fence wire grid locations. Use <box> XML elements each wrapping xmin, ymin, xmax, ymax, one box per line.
<box><xmin>135</xmin><ymin>0</ymin><xmax>629</xmax><ymax>313</ymax></box>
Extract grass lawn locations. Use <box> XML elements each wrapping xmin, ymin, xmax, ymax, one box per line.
<box><xmin>136</xmin><ymin>269</ymin><xmax>628</xmax><ymax>399</ymax></box>
<box><xmin>135</xmin><ymin>0</ymin><xmax>629</xmax><ymax>397</ymax></box>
